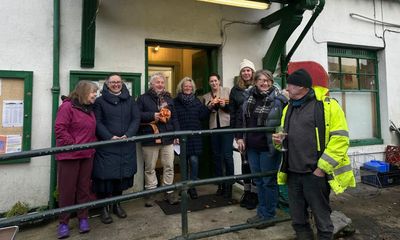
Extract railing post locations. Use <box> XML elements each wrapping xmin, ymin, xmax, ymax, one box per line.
<box><xmin>179</xmin><ymin>135</ymin><xmax>189</xmax><ymax>238</ymax></box>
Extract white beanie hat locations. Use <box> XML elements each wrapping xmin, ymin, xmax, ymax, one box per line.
<box><xmin>239</xmin><ymin>59</ymin><xmax>255</xmax><ymax>72</ymax></box>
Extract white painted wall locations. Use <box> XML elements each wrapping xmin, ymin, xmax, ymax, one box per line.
<box><xmin>0</xmin><ymin>0</ymin><xmax>54</xmax><ymax>212</ymax></box>
<box><xmin>1</xmin><ymin>0</ymin><xmax>400</xmax><ymax>211</ymax></box>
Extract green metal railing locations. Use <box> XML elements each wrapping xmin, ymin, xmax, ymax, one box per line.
<box><xmin>0</xmin><ymin>127</ymin><xmax>290</xmax><ymax>239</ymax></box>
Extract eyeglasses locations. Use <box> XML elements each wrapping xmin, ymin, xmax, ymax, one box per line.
<box><xmin>109</xmin><ymin>81</ymin><xmax>122</xmax><ymax>85</ymax></box>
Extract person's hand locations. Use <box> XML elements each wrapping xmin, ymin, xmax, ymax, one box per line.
<box><xmin>237</xmin><ymin>139</ymin><xmax>245</xmax><ymax>153</ymax></box>
<box><xmin>272</xmin><ymin>133</ymin><xmax>282</xmax><ymax>144</ymax></box>
<box><xmin>217</xmin><ymin>98</ymin><xmax>224</xmax><ymax>106</ymax></box>
<box><xmin>120</xmin><ymin>135</ymin><xmax>127</xmax><ymax>139</ymax></box>
<box><xmin>154</xmin><ymin>112</ymin><xmax>160</xmax><ymax>122</ymax></box>
<box><xmin>313</xmin><ymin>168</ymin><xmax>326</xmax><ymax>177</ymax></box>
<box><xmin>111</xmin><ymin>136</ymin><xmax>120</xmax><ymax>140</ymax></box>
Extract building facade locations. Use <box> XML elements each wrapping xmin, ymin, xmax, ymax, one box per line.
<box><xmin>0</xmin><ymin>0</ymin><xmax>399</xmax><ymax>212</ymax></box>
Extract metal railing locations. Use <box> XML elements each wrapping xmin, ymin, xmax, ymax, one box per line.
<box><xmin>0</xmin><ymin>127</ymin><xmax>290</xmax><ymax>239</ymax></box>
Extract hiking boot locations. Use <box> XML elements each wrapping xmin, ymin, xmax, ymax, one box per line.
<box><xmin>246</xmin><ymin>192</ymin><xmax>258</xmax><ymax>210</ymax></box>
<box><xmin>100</xmin><ymin>206</ymin><xmax>113</xmax><ymax>224</ymax></box>
<box><xmin>240</xmin><ymin>191</ymin><xmax>251</xmax><ymax>208</ymax></box>
<box><xmin>164</xmin><ymin>192</ymin><xmax>179</xmax><ymax>205</ymax></box>
<box><xmin>113</xmin><ymin>203</ymin><xmax>127</xmax><ymax>218</ymax></box>
<box><xmin>247</xmin><ymin>215</ymin><xmax>264</xmax><ymax>224</ymax></box>
<box><xmin>79</xmin><ymin>218</ymin><xmax>90</xmax><ymax>234</ymax></box>
<box><xmin>188</xmin><ymin>188</ymin><xmax>198</xmax><ymax>199</ymax></box>
<box><xmin>57</xmin><ymin>223</ymin><xmax>70</xmax><ymax>239</ymax></box>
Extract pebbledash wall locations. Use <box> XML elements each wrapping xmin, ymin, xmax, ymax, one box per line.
<box><xmin>0</xmin><ymin>0</ymin><xmax>400</xmax><ymax>212</ymax></box>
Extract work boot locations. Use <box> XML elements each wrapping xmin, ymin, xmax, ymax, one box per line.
<box><xmin>240</xmin><ymin>191</ymin><xmax>251</xmax><ymax>208</ymax></box>
<box><xmin>216</xmin><ymin>184</ymin><xmax>225</xmax><ymax>196</ymax></box>
<box><xmin>113</xmin><ymin>203</ymin><xmax>127</xmax><ymax>218</ymax></box>
<box><xmin>165</xmin><ymin>192</ymin><xmax>179</xmax><ymax>205</ymax></box>
<box><xmin>246</xmin><ymin>192</ymin><xmax>258</xmax><ymax>210</ymax></box>
<box><xmin>100</xmin><ymin>205</ymin><xmax>113</xmax><ymax>224</ymax></box>
<box><xmin>188</xmin><ymin>188</ymin><xmax>198</xmax><ymax>199</ymax></box>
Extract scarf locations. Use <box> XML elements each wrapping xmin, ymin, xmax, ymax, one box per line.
<box><xmin>148</xmin><ymin>89</ymin><xmax>171</xmax><ymax>110</ymax></box>
<box><xmin>246</xmin><ymin>87</ymin><xmax>274</xmax><ymax>126</ymax></box>
<box><xmin>290</xmin><ymin>88</ymin><xmax>315</xmax><ymax>107</ymax></box>
<box><xmin>178</xmin><ymin>92</ymin><xmax>195</xmax><ymax>105</ymax></box>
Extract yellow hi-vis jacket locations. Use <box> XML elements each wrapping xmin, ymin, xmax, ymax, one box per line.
<box><xmin>276</xmin><ymin>86</ymin><xmax>356</xmax><ymax>194</ymax></box>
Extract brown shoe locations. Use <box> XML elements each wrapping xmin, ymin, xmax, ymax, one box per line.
<box><xmin>164</xmin><ymin>192</ymin><xmax>179</xmax><ymax>205</ymax></box>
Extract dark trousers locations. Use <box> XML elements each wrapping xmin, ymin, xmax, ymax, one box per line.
<box><xmin>287</xmin><ymin>172</ymin><xmax>333</xmax><ymax>240</ymax></box>
<box><xmin>57</xmin><ymin>158</ymin><xmax>93</xmax><ymax>224</ymax></box>
<box><xmin>211</xmin><ymin>132</ymin><xmax>234</xmax><ymax>178</ymax></box>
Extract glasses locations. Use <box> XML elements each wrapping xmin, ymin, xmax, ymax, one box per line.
<box><xmin>109</xmin><ymin>81</ymin><xmax>122</xmax><ymax>85</ymax></box>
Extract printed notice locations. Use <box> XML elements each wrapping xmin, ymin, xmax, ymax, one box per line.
<box><xmin>0</xmin><ymin>135</ymin><xmax>22</xmax><ymax>153</ymax></box>
<box><xmin>2</xmin><ymin>100</ymin><xmax>23</xmax><ymax>127</ymax></box>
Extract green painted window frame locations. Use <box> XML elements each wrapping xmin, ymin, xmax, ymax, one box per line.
<box><xmin>69</xmin><ymin>71</ymin><xmax>141</xmax><ymax>97</ymax></box>
<box><xmin>0</xmin><ymin>70</ymin><xmax>33</xmax><ymax>164</ymax></box>
<box><xmin>327</xmin><ymin>46</ymin><xmax>382</xmax><ymax>147</ymax></box>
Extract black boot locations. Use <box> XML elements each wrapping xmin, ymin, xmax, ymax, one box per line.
<box><xmin>240</xmin><ymin>191</ymin><xmax>251</xmax><ymax>208</ymax></box>
<box><xmin>100</xmin><ymin>206</ymin><xmax>113</xmax><ymax>224</ymax></box>
<box><xmin>113</xmin><ymin>203</ymin><xmax>127</xmax><ymax>218</ymax></box>
<box><xmin>188</xmin><ymin>188</ymin><xmax>198</xmax><ymax>199</ymax></box>
<box><xmin>216</xmin><ymin>184</ymin><xmax>225</xmax><ymax>196</ymax></box>
<box><xmin>223</xmin><ymin>183</ymin><xmax>232</xmax><ymax>199</ymax></box>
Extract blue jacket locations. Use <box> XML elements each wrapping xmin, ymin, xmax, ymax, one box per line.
<box><xmin>93</xmin><ymin>84</ymin><xmax>140</xmax><ymax>180</ymax></box>
<box><xmin>174</xmin><ymin>94</ymin><xmax>210</xmax><ymax>156</ymax></box>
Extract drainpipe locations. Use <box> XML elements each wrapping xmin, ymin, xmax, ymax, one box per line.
<box><xmin>49</xmin><ymin>0</ymin><xmax>61</xmax><ymax>209</ymax></box>
<box><xmin>285</xmin><ymin>0</ymin><xmax>325</xmax><ymax>64</ymax></box>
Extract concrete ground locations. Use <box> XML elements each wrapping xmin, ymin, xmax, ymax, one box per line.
<box><xmin>11</xmin><ymin>183</ymin><xmax>400</xmax><ymax>240</ymax></box>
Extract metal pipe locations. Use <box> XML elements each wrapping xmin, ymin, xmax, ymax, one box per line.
<box><xmin>0</xmin><ymin>127</ymin><xmax>276</xmax><ymax>161</ymax></box>
<box><xmin>285</xmin><ymin>0</ymin><xmax>325</xmax><ymax>64</ymax></box>
<box><xmin>49</xmin><ymin>0</ymin><xmax>61</xmax><ymax>209</ymax></box>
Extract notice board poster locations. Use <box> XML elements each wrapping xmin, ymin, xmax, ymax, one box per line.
<box><xmin>0</xmin><ymin>135</ymin><xmax>22</xmax><ymax>154</ymax></box>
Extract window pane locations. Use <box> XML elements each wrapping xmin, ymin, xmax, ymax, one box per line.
<box><xmin>360</xmin><ymin>75</ymin><xmax>376</xmax><ymax>90</ymax></box>
<box><xmin>343</xmin><ymin>74</ymin><xmax>358</xmax><ymax>90</ymax></box>
<box><xmin>331</xmin><ymin>92</ymin><xmax>378</xmax><ymax>139</ymax></box>
<box><xmin>329</xmin><ymin>73</ymin><xmax>341</xmax><ymax>89</ymax></box>
<box><xmin>341</xmin><ymin>58</ymin><xmax>357</xmax><ymax>74</ymax></box>
<box><xmin>359</xmin><ymin>59</ymin><xmax>375</xmax><ymax>75</ymax></box>
<box><xmin>328</xmin><ymin>56</ymin><xmax>340</xmax><ymax>72</ymax></box>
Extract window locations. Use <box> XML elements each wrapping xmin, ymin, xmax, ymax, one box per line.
<box><xmin>0</xmin><ymin>70</ymin><xmax>33</xmax><ymax>163</ymax></box>
<box><xmin>70</xmin><ymin>71</ymin><xmax>141</xmax><ymax>97</ymax></box>
<box><xmin>327</xmin><ymin>46</ymin><xmax>382</xmax><ymax>146</ymax></box>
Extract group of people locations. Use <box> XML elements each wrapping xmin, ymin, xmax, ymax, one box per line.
<box><xmin>55</xmin><ymin>58</ymin><xmax>356</xmax><ymax>240</ymax></box>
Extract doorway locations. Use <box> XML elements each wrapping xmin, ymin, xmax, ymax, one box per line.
<box><xmin>145</xmin><ymin>40</ymin><xmax>219</xmax><ymax>179</ymax></box>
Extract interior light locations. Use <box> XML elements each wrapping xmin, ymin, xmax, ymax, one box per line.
<box><xmin>197</xmin><ymin>0</ymin><xmax>270</xmax><ymax>10</ymax></box>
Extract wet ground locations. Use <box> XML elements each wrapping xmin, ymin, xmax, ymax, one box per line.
<box><xmin>8</xmin><ymin>183</ymin><xmax>400</xmax><ymax>239</ymax></box>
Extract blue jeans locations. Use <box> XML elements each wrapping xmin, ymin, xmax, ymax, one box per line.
<box><xmin>210</xmin><ymin>132</ymin><xmax>234</xmax><ymax>178</ymax></box>
<box><xmin>187</xmin><ymin>155</ymin><xmax>199</xmax><ymax>181</ymax></box>
<box><xmin>247</xmin><ymin>148</ymin><xmax>281</xmax><ymax>219</ymax></box>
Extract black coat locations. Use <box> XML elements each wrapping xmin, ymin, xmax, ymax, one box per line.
<box><xmin>137</xmin><ymin>90</ymin><xmax>180</xmax><ymax>146</ymax></box>
<box><xmin>173</xmin><ymin>94</ymin><xmax>210</xmax><ymax>156</ymax></box>
<box><xmin>229</xmin><ymin>85</ymin><xmax>247</xmax><ymax>128</ymax></box>
<box><xmin>93</xmin><ymin>84</ymin><xmax>140</xmax><ymax>180</ymax></box>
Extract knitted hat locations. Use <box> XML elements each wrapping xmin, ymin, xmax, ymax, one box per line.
<box><xmin>239</xmin><ymin>59</ymin><xmax>255</xmax><ymax>72</ymax></box>
<box><xmin>287</xmin><ymin>69</ymin><xmax>312</xmax><ymax>88</ymax></box>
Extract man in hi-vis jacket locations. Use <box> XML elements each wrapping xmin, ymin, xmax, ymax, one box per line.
<box><xmin>272</xmin><ymin>69</ymin><xmax>355</xmax><ymax>240</ymax></box>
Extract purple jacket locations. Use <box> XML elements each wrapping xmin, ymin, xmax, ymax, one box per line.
<box><xmin>55</xmin><ymin>98</ymin><xmax>97</xmax><ymax>160</ymax></box>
